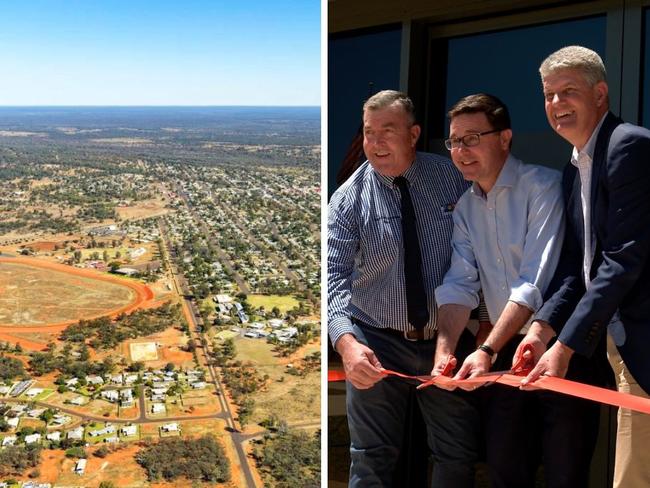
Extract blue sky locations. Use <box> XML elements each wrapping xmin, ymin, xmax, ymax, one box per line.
<box><xmin>0</xmin><ymin>1</ymin><xmax>320</xmax><ymax>106</ymax></box>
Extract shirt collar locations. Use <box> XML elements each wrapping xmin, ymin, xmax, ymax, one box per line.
<box><xmin>372</xmin><ymin>154</ymin><xmax>420</xmax><ymax>188</ymax></box>
<box><xmin>470</xmin><ymin>153</ymin><xmax>517</xmax><ymax>198</ymax></box>
<box><xmin>571</xmin><ymin>112</ymin><xmax>608</xmax><ymax>165</ymax></box>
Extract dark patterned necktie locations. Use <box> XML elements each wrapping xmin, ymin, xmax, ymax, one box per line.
<box><xmin>394</xmin><ymin>176</ymin><xmax>429</xmax><ymax>329</ymax></box>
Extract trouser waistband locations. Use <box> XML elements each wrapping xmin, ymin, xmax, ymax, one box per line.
<box><xmin>352</xmin><ymin>318</ymin><xmax>435</xmax><ymax>342</ymax></box>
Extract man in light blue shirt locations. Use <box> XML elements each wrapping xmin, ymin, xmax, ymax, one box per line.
<box><xmin>432</xmin><ymin>93</ymin><xmax>602</xmax><ymax>487</ymax></box>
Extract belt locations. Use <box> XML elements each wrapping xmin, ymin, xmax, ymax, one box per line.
<box><xmin>353</xmin><ymin>318</ymin><xmax>434</xmax><ymax>342</ymax></box>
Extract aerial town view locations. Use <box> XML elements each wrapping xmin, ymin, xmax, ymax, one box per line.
<box><xmin>0</xmin><ymin>105</ymin><xmax>321</xmax><ymax>487</ymax></box>
<box><xmin>0</xmin><ymin>1</ymin><xmax>321</xmax><ymax>486</ymax></box>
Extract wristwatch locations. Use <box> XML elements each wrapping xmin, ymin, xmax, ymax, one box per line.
<box><xmin>477</xmin><ymin>344</ymin><xmax>495</xmax><ymax>358</ymax></box>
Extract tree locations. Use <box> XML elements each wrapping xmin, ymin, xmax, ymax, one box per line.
<box><xmin>238</xmin><ymin>397</ymin><xmax>255</xmax><ymax>428</ymax></box>
<box><xmin>79</xmin><ymin>343</ymin><xmax>90</xmax><ymax>361</ymax></box>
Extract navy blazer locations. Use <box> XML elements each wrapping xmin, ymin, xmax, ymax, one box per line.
<box><xmin>537</xmin><ymin>112</ymin><xmax>650</xmax><ymax>394</ymax></box>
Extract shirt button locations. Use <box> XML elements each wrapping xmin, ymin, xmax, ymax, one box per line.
<box><xmin>501</xmin><ymin>286</ymin><xmax>506</xmax><ymax>290</ymax></box>
<box><xmin>497</xmin><ymin>258</ymin><xmax>501</xmax><ymax>263</ymax></box>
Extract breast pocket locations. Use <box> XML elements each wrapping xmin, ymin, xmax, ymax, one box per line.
<box><xmin>360</xmin><ymin>214</ymin><xmax>401</xmax><ymax>262</ymax></box>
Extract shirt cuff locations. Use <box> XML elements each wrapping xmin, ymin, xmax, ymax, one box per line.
<box><xmin>329</xmin><ymin>316</ymin><xmax>355</xmax><ymax>348</ymax></box>
<box><xmin>508</xmin><ymin>281</ymin><xmax>542</xmax><ymax>312</ymax></box>
<box><xmin>435</xmin><ymin>285</ymin><xmax>479</xmax><ymax>310</ymax></box>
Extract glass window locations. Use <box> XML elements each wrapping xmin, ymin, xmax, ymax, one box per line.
<box><xmin>643</xmin><ymin>8</ymin><xmax>650</xmax><ymax>128</ymax></box>
<box><xmin>433</xmin><ymin>16</ymin><xmax>606</xmax><ymax>168</ymax></box>
<box><xmin>328</xmin><ymin>27</ymin><xmax>401</xmax><ymax>193</ymax></box>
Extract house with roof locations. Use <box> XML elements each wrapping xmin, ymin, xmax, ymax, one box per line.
<box><xmin>67</xmin><ymin>426</ymin><xmax>84</xmax><ymax>440</ymax></box>
<box><xmin>120</xmin><ymin>389</ymin><xmax>134</xmax><ymax>406</ymax></box>
<box><xmin>70</xmin><ymin>396</ymin><xmax>85</xmax><ymax>406</ymax></box>
<box><xmin>161</xmin><ymin>422</ymin><xmax>178</xmax><ymax>433</ymax></box>
<box><xmin>27</xmin><ymin>408</ymin><xmax>45</xmax><ymax>418</ymax></box>
<box><xmin>2</xmin><ymin>435</ymin><xmax>16</xmax><ymax>447</ymax></box>
<box><xmin>101</xmin><ymin>389</ymin><xmax>119</xmax><ymax>402</ymax></box>
<box><xmin>24</xmin><ymin>387</ymin><xmax>43</xmax><ymax>398</ymax></box>
<box><xmin>6</xmin><ymin>417</ymin><xmax>20</xmax><ymax>429</ymax></box>
<box><xmin>121</xmin><ymin>424</ymin><xmax>137</xmax><ymax>437</ymax></box>
<box><xmin>52</xmin><ymin>414</ymin><xmax>72</xmax><ymax>425</ymax></box>
<box><xmin>86</xmin><ymin>375</ymin><xmax>104</xmax><ymax>385</ymax></box>
<box><xmin>24</xmin><ymin>433</ymin><xmax>41</xmax><ymax>444</ymax></box>
<box><xmin>74</xmin><ymin>458</ymin><xmax>86</xmax><ymax>475</ymax></box>
<box><xmin>46</xmin><ymin>431</ymin><xmax>61</xmax><ymax>442</ymax></box>
<box><xmin>151</xmin><ymin>403</ymin><xmax>165</xmax><ymax>414</ymax></box>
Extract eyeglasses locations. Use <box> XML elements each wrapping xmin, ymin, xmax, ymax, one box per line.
<box><xmin>444</xmin><ymin>129</ymin><xmax>501</xmax><ymax>150</ymax></box>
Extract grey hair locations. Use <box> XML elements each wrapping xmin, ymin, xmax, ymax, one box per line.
<box><xmin>539</xmin><ymin>46</ymin><xmax>607</xmax><ymax>86</ymax></box>
<box><xmin>363</xmin><ymin>90</ymin><xmax>416</xmax><ymax>125</ymax></box>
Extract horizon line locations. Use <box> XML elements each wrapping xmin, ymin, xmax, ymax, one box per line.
<box><xmin>0</xmin><ymin>104</ymin><xmax>320</xmax><ymax>108</ymax></box>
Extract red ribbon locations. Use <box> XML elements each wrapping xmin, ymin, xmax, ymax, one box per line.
<box><xmin>328</xmin><ymin>345</ymin><xmax>650</xmax><ymax>415</ymax></box>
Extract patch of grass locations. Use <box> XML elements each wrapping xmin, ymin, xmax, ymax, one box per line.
<box><xmin>215</xmin><ymin>330</ymin><xmax>239</xmax><ymax>341</ymax></box>
<box><xmin>247</xmin><ymin>294</ymin><xmax>300</xmax><ymax>313</ymax></box>
<box><xmin>19</xmin><ymin>388</ymin><xmax>54</xmax><ymax>402</ymax></box>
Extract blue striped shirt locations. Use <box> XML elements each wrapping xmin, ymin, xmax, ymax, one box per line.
<box><xmin>328</xmin><ymin>152</ymin><xmax>470</xmax><ymax>346</ymax></box>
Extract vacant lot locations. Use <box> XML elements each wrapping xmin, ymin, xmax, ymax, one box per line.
<box><xmin>247</xmin><ymin>294</ymin><xmax>300</xmax><ymax>313</ymax></box>
<box><xmin>231</xmin><ymin>337</ymin><xmax>320</xmax><ymax>425</ymax></box>
<box><xmin>130</xmin><ymin>341</ymin><xmax>159</xmax><ymax>361</ymax></box>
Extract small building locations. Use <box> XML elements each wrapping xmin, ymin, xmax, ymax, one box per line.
<box><xmin>24</xmin><ymin>433</ymin><xmax>41</xmax><ymax>444</ymax></box>
<box><xmin>46</xmin><ymin>431</ymin><xmax>61</xmax><ymax>442</ymax></box>
<box><xmin>70</xmin><ymin>396</ymin><xmax>86</xmax><ymax>406</ymax></box>
<box><xmin>67</xmin><ymin>426</ymin><xmax>84</xmax><ymax>440</ymax></box>
<box><xmin>103</xmin><ymin>436</ymin><xmax>119</xmax><ymax>443</ymax></box>
<box><xmin>6</xmin><ymin>417</ymin><xmax>19</xmax><ymax>429</ymax></box>
<box><xmin>115</xmin><ymin>267</ymin><xmax>138</xmax><ymax>276</ymax></box>
<box><xmin>25</xmin><ymin>387</ymin><xmax>44</xmax><ymax>398</ymax></box>
<box><xmin>151</xmin><ymin>403</ymin><xmax>165</xmax><ymax>414</ymax></box>
<box><xmin>86</xmin><ymin>375</ymin><xmax>105</xmax><ymax>385</ymax></box>
<box><xmin>74</xmin><ymin>458</ymin><xmax>87</xmax><ymax>475</ymax></box>
<box><xmin>121</xmin><ymin>424</ymin><xmax>137</xmax><ymax>437</ymax></box>
<box><xmin>1</xmin><ymin>435</ymin><xmax>16</xmax><ymax>447</ymax></box>
<box><xmin>101</xmin><ymin>389</ymin><xmax>119</xmax><ymax>402</ymax></box>
<box><xmin>190</xmin><ymin>381</ymin><xmax>206</xmax><ymax>389</ymax></box>
<box><xmin>161</xmin><ymin>422</ymin><xmax>178</xmax><ymax>433</ymax></box>
<box><xmin>124</xmin><ymin>374</ymin><xmax>138</xmax><ymax>384</ymax></box>
<box><xmin>268</xmin><ymin>318</ymin><xmax>285</xmax><ymax>329</ymax></box>
<box><xmin>52</xmin><ymin>414</ymin><xmax>72</xmax><ymax>425</ymax></box>
<box><xmin>27</xmin><ymin>408</ymin><xmax>45</xmax><ymax>418</ymax></box>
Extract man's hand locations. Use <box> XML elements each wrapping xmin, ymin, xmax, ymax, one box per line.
<box><xmin>453</xmin><ymin>349</ymin><xmax>491</xmax><ymax>391</ymax></box>
<box><xmin>336</xmin><ymin>334</ymin><xmax>384</xmax><ymax>389</ymax></box>
<box><xmin>512</xmin><ymin>320</ymin><xmax>555</xmax><ymax>371</ymax></box>
<box><xmin>521</xmin><ymin>340</ymin><xmax>574</xmax><ymax>388</ymax></box>
<box><xmin>430</xmin><ymin>345</ymin><xmax>458</xmax><ymax>391</ymax></box>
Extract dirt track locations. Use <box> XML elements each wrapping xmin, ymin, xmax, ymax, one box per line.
<box><xmin>0</xmin><ymin>257</ymin><xmax>155</xmax><ymax>350</ymax></box>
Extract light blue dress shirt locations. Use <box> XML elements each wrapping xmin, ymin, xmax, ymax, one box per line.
<box><xmin>435</xmin><ymin>155</ymin><xmax>564</xmax><ymax>330</ymax></box>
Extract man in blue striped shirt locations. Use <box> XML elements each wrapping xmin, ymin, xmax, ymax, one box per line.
<box><xmin>328</xmin><ymin>90</ymin><xmax>480</xmax><ymax>487</ymax></box>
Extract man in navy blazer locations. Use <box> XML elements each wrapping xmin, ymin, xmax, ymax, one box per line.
<box><xmin>518</xmin><ymin>46</ymin><xmax>650</xmax><ymax>487</ymax></box>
